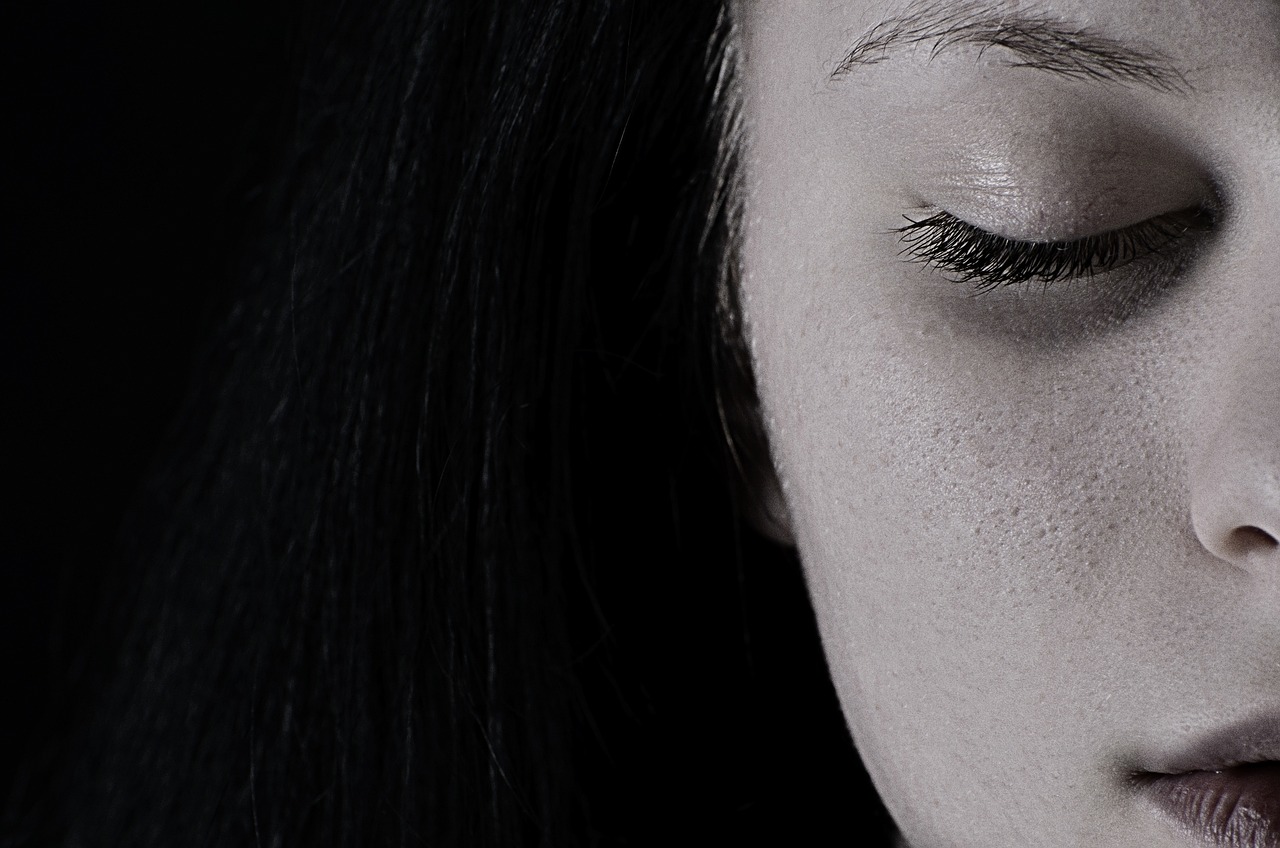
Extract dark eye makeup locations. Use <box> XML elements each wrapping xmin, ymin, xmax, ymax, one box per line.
<box><xmin>894</xmin><ymin>206</ymin><xmax>1215</xmax><ymax>293</ymax></box>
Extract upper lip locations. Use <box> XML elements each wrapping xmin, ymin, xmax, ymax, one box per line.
<box><xmin>1136</xmin><ymin>711</ymin><xmax>1280</xmax><ymax>777</ymax></box>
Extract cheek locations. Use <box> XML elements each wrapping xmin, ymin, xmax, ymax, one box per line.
<box><xmin>741</xmin><ymin>235</ymin><xmax>1202</xmax><ymax>837</ymax></box>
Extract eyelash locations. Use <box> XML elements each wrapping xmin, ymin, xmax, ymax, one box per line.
<box><xmin>894</xmin><ymin>208</ymin><xmax>1213</xmax><ymax>293</ymax></box>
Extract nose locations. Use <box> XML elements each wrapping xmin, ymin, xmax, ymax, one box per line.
<box><xmin>1187</xmin><ymin>289</ymin><xmax>1280</xmax><ymax>573</ymax></box>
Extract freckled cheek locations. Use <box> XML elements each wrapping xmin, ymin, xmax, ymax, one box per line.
<box><xmin>760</xmin><ymin>302</ymin><xmax>1184</xmax><ymax>661</ymax></box>
<box><xmin>758</xmin><ymin>324</ymin><xmax>1176</xmax><ymax>812</ymax></box>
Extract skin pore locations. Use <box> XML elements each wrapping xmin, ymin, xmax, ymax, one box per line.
<box><xmin>737</xmin><ymin>1</ymin><xmax>1280</xmax><ymax>846</ymax></box>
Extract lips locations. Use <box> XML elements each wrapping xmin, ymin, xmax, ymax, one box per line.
<box><xmin>1134</xmin><ymin>713</ymin><xmax>1280</xmax><ymax>848</ymax></box>
<box><xmin>1137</xmin><ymin>763</ymin><xmax>1280</xmax><ymax>848</ymax></box>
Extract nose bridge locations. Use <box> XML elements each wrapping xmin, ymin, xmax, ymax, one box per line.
<box><xmin>1195</xmin><ymin>298</ymin><xmax>1280</xmax><ymax>480</ymax></box>
<box><xmin>1187</xmin><ymin>226</ymin><xmax>1280</xmax><ymax>567</ymax></box>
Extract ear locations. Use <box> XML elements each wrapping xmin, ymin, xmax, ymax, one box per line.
<box><xmin>746</xmin><ymin>460</ymin><xmax>795</xmax><ymax>546</ymax></box>
<box><xmin>716</xmin><ymin>390</ymin><xmax>796</xmax><ymax>545</ymax></box>
<box><xmin>712</xmin><ymin>280</ymin><xmax>794</xmax><ymax>545</ymax></box>
<box><xmin>714</xmin><ymin>366</ymin><xmax>795</xmax><ymax>545</ymax></box>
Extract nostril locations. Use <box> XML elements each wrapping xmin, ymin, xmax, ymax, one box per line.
<box><xmin>1226</xmin><ymin>526</ymin><xmax>1280</xmax><ymax>557</ymax></box>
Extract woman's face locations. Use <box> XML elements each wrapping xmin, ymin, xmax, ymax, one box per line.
<box><xmin>738</xmin><ymin>1</ymin><xmax>1280</xmax><ymax>845</ymax></box>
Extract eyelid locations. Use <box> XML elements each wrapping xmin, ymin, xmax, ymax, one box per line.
<box><xmin>893</xmin><ymin>206</ymin><xmax>1213</xmax><ymax>292</ymax></box>
<box><xmin>914</xmin><ymin>174</ymin><xmax>1208</xmax><ymax>243</ymax></box>
<box><xmin>907</xmin><ymin>126</ymin><xmax>1209</xmax><ymax>243</ymax></box>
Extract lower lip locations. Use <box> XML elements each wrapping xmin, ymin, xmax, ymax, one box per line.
<box><xmin>1139</xmin><ymin>762</ymin><xmax>1280</xmax><ymax>848</ymax></box>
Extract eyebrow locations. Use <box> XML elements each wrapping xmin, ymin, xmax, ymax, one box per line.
<box><xmin>830</xmin><ymin>1</ymin><xmax>1191</xmax><ymax>95</ymax></box>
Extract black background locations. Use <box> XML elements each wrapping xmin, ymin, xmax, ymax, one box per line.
<box><xmin>4</xmin><ymin>0</ymin><xmax>291</xmax><ymax>798</ymax></box>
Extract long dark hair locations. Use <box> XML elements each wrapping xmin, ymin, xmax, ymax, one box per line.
<box><xmin>7</xmin><ymin>2</ymin><xmax>890</xmax><ymax>845</ymax></box>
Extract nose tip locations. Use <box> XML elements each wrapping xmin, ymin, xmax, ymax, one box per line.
<box><xmin>1189</xmin><ymin>428</ymin><xmax>1280</xmax><ymax>572</ymax></box>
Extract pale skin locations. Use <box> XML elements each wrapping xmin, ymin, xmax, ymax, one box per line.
<box><xmin>738</xmin><ymin>1</ymin><xmax>1280</xmax><ymax>846</ymax></box>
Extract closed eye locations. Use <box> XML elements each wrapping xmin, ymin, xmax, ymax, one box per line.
<box><xmin>894</xmin><ymin>207</ymin><xmax>1214</xmax><ymax>293</ymax></box>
